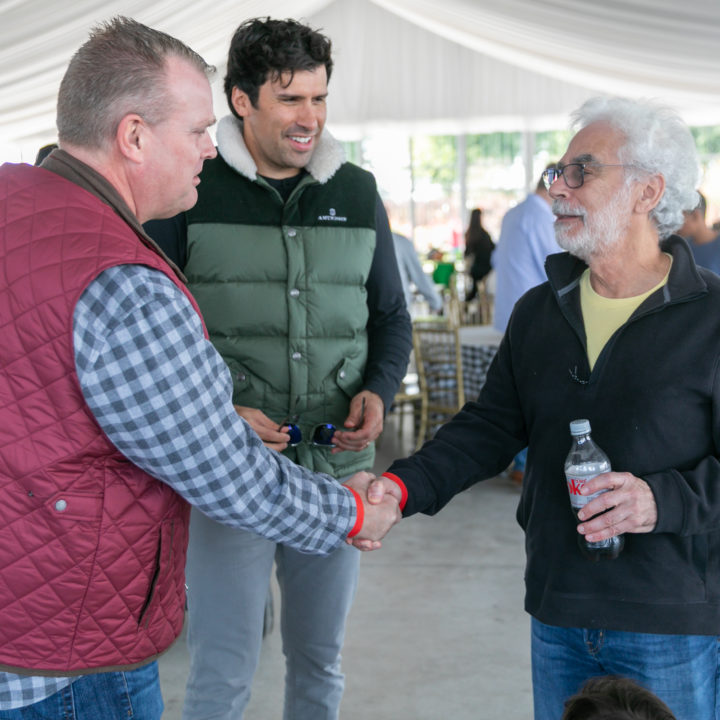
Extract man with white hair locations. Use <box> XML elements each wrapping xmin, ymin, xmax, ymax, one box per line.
<box><xmin>373</xmin><ymin>97</ymin><xmax>715</xmax><ymax>720</ymax></box>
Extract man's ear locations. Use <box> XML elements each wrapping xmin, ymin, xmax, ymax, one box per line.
<box><xmin>231</xmin><ymin>86</ymin><xmax>252</xmax><ymax>118</ymax></box>
<box><xmin>116</xmin><ymin>114</ymin><xmax>147</xmax><ymax>163</ymax></box>
<box><xmin>634</xmin><ymin>173</ymin><xmax>665</xmax><ymax>214</ymax></box>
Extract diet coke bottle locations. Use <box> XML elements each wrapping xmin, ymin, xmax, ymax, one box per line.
<box><xmin>565</xmin><ymin>419</ymin><xmax>624</xmax><ymax>561</ymax></box>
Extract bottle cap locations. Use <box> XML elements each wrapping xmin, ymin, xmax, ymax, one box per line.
<box><xmin>569</xmin><ymin>418</ymin><xmax>591</xmax><ymax>436</ymax></box>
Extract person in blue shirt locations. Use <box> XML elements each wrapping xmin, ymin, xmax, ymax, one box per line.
<box><xmin>492</xmin><ymin>166</ymin><xmax>562</xmax><ymax>333</ymax></box>
<box><xmin>678</xmin><ymin>191</ymin><xmax>720</xmax><ymax>275</ymax></box>
<box><xmin>491</xmin><ymin>166</ymin><xmax>561</xmax><ymax>482</ymax></box>
<box><xmin>392</xmin><ymin>231</ymin><xmax>443</xmax><ymax>313</ymax></box>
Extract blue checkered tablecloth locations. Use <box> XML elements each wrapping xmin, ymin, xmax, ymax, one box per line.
<box><xmin>461</xmin><ymin>343</ymin><xmax>499</xmax><ymax>401</ymax></box>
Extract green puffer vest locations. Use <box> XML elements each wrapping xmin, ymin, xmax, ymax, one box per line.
<box><xmin>185</xmin><ymin>147</ymin><xmax>377</xmax><ymax>477</ymax></box>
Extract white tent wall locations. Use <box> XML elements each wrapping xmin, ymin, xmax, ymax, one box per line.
<box><xmin>2</xmin><ymin>0</ymin><xmax>719</xmax><ymax>160</ymax></box>
<box><xmin>0</xmin><ymin>0</ymin><xmax>334</xmax><ymax>161</ymax></box>
<box><xmin>306</xmin><ymin>0</ymin><xmax>599</xmax><ymax>138</ymax></box>
<box><xmin>371</xmin><ymin>0</ymin><xmax>720</xmax><ymax>113</ymax></box>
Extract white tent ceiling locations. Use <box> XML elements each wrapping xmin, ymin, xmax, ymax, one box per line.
<box><xmin>1</xmin><ymin>0</ymin><xmax>720</xmax><ymax>160</ymax></box>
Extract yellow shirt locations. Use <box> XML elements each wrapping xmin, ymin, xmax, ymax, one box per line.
<box><xmin>580</xmin><ymin>257</ymin><xmax>672</xmax><ymax>370</ymax></box>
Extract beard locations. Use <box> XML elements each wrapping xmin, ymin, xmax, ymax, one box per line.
<box><xmin>553</xmin><ymin>191</ymin><xmax>631</xmax><ymax>263</ymax></box>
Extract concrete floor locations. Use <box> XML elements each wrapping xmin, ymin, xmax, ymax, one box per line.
<box><xmin>158</xmin><ymin>416</ymin><xmax>532</xmax><ymax>719</ymax></box>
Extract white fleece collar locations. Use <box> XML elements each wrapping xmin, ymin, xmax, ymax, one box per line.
<box><xmin>215</xmin><ymin>115</ymin><xmax>345</xmax><ymax>185</ymax></box>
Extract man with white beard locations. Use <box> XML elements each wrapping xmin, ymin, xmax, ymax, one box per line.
<box><xmin>372</xmin><ymin>97</ymin><xmax>719</xmax><ymax>720</ymax></box>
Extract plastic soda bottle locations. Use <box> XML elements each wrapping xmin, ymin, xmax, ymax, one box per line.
<box><xmin>565</xmin><ymin>418</ymin><xmax>624</xmax><ymax>561</ymax></box>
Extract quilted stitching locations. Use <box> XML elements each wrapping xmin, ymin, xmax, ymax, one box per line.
<box><xmin>0</xmin><ymin>164</ymin><xmax>190</xmax><ymax>672</ymax></box>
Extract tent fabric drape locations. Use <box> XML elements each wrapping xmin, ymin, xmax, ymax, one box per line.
<box><xmin>1</xmin><ymin>0</ymin><xmax>719</xmax><ymax>159</ymax></box>
<box><xmin>371</xmin><ymin>0</ymin><xmax>720</xmax><ymax>101</ymax></box>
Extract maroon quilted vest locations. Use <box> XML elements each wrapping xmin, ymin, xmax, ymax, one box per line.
<box><xmin>0</xmin><ymin>163</ymin><xmax>204</xmax><ymax>674</ymax></box>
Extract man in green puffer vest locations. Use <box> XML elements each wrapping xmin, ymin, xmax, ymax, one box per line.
<box><xmin>146</xmin><ymin>17</ymin><xmax>411</xmax><ymax>720</ymax></box>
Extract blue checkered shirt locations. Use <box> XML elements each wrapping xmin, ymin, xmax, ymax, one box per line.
<box><xmin>0</xmin><ymin>264</ymin><xmax>357</xmax><ymax>709</ymax></box>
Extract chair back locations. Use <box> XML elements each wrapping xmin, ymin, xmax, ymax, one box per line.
<box><xmin>413</xmin><ymin>321</ymin><xmax>465</xmax><ymax>442</ymax></box>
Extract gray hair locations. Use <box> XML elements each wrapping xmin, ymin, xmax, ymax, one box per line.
<box><xmin>57</xmin><ymin>16</ymin><xmax>214</xmax><ymax>149</ymax></box>
<box><xmin>570</xmin><ymin>97</ymin><xmax>700</xmax><ymax>239</ymax></box>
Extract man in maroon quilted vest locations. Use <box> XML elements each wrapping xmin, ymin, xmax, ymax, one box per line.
<box><xmin>0</xmin><ymin>16</ymin><xmax>400</xmax><ymax>718</ymax></box>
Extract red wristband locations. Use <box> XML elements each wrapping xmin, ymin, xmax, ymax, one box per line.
<box><xmin>382</xmin><ymin>472</ymin><xmax>408</xmax><ymax>511</ymax></box>
<box><xmin>346</xmin><ymin>487</ymin><xmax>364</xmax><ymax>538</ymax></box>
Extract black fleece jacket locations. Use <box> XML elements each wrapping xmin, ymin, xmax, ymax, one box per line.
<box><xmin>387</xmin><ymin>235</ymin><xmax>720</xmax><ymax>634</ymax></box>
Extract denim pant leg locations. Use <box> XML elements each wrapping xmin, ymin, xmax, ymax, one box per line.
<box><xmin>532</xmin><ymin>618</ymin><xmax>720</xmax><ymax>720</ymax></box>
<box><xmin>531</xmin><ymin>618</ymin><xmax>602</xmax><ymax>720</ymax></box>
<box><xmin>0</xmin><ymin>664</ymin><xmax>162</xmax><ymax>720</ymax></box>
<box><xmin>276</xmin><ymin>541</ymin><xmax>361</xmax><ymax>720</ymax></box>
<box><xmin>599</xmin><ymin>628</ymin><xmax>720</xmax><ymax>720</ymax></box>
<box><xmin>182</xmin><ymin>507</ymin><xmax>276</xmax><ymax>720</ymax></box>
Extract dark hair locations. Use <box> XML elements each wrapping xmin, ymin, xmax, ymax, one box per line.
<box><xmin>562</xmin><ymin>676</ymin><xmax>677</xmax><ymax>720</ymax></box>
<box><xmin>57</xmin><ymin>16</ymin><xmax>213</xmax><ymax>149</ymax></box>
<box><xmin>468</xmin><ymin>208</ymin><xmax>482</xmax><ymax>227</ymax></box>
<box><xmin>465</xmin><ymin>208</ymin><xmax>492</xmax><ymax>250</ymax></box>
<box><xmin>224</xmin><ymin>17</ymin><xmax>333</xmax><ymax>115</ymax></box>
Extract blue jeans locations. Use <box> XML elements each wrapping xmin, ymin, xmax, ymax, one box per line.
<box><xmin>531</xmin><ymin>618</ymin><xmax>720</xmax><ymax>720</ymax></box>
<box><xmin>0</xmin><ymin>662</ymin><xmax>163</xmax><ymax>720</ymax></box>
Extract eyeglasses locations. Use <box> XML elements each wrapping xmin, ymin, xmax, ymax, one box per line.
<box><xmin>279</xmin><ymin>416</ymin><xmax>338</xmax><ymax>448</ymax></box>
<box><xmin>542</xmin><ymin>163</ymin><xmax>633</xmax><ymax>190</ymax></box>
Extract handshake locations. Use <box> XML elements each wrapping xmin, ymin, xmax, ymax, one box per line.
<box><xmin>343</xmin><ymin>472</ymin><xmax>403</xmax><ymax>551</ymax></box>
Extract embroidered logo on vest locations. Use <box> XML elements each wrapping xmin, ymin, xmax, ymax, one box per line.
<box><xmin>318</xmin><ymin>207</ymin><xmax>347</xmax><ymax>222</ymax></box>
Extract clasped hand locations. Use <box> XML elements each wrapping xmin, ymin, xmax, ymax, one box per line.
<box><xmin>343</xmin><ymin>472</ymin><xmax>403</xmax><ymax>551</ymax></box>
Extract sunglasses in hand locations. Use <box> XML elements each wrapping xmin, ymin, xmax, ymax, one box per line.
<box><xmin>278</xmin><ymin>398</ymin><xmax>366</xmax><ymax>449</ymax></box>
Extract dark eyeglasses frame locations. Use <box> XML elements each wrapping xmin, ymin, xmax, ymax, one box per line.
<box><xmin>542</xmin><ymin>162</ymin><xmax>633</xmax><ymax>190</ymax></box>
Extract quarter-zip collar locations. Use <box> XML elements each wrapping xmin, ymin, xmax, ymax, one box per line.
<box><xmin>545</xmin><ymin>234</ymin><xmax>708</xmax><ymax>382</ymax></box>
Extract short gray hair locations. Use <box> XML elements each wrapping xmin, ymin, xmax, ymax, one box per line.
<box><xmin>57</xmin><ymin>16</ymin><xmax>214</xmax><ymax>149</ymax></box>
<box><xmin>570</xmin><ymin>97</ymin><xmax>700</xmax><ymax>239</ymax></box>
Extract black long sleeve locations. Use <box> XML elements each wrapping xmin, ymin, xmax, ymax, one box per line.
<box><xmin>363</xmin><ymin>196</ymin><xmax>412</xmax><ymax>412</ymax></box>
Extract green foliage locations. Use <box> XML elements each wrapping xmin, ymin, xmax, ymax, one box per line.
<box><xmin>370</xmin><ymin>125</ymin><xmax>720</xmax><ymax>198</ymax></box>
<box><xmin>411</xmin><ymin>135</ymin><xmax>457</xmax><ymax>191</ymax></box>
<box><xmin>535</xmin><ymin>130</ymin><xmax>573</xmax><ymax>159</ymax></box>
<box><xmin>691</xmin><ymin>127</ymin><xmax>720</xmax><ymax>155</ymax></box>
<box><xmin>466</xmin><ymin>132</ymin><xmax>522</xmax><ymax>163</ymax></box>
<box><xmin>341</xmin><ymin>140</ymin><xmax>363</xmax><ymax>166</ymax></box>
<box><xmin>410</xmin><ymin>132</ymin><xmax>525</xmax><ymax>192</ymax></box>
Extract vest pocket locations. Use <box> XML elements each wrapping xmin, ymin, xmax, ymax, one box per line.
<box><xmin>137</xmin><ymin>519</ymin><xmax>177</xmax><ymax>628</ymax></box>
<box><xmin>138</xmin><ymin>529</ymin><xmax>162</xmax><ymax>628</ymax></box>
<box><xmin>334</xmin><ymin>358</ymin><xmax>363</xmax><ymax>399</ymax></box>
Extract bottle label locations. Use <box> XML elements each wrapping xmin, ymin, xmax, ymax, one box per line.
<box><xmin>566</xmin><ymin>473</ymin><xmax>605</xmax><ymax>509</ymax></box>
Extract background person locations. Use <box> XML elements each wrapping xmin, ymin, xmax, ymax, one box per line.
<box><xmin>392</xmin><ymin>230</ymin><xmax>443</xmax><ymax>314</ymax></box>
<box><xmin>490</xmin><ymin>164</ymin><xmax>561</xmax><ymax>483</ymax></box>
<box><xmin>464</xmin><ymin>207</ymin><xmax>494</xmax><ymax>301</ymax></box>
<box><xmin>491</xmin><ymin>165</ymin><xmax>561</xmax><ymax>333</ymax></box>
<box><xmin>677</xmin><ymin>191</ymin><xmax>720</xmax><ymax>274</ymax></box>
<box><xmin>147</xmin><ymin>17</ymin><xmax>411</xmax><ymax>720</ymax></box>
<box><xmin>0</xmin><ymin>17</ymin><xmax>399</xmax><ymax>718</ymax></box>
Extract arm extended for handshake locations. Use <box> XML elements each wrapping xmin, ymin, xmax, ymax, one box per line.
<box><xmin>344</xmin><ymin>473</ymin><xmax>404</xmax><ymax>551</ymax></box>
